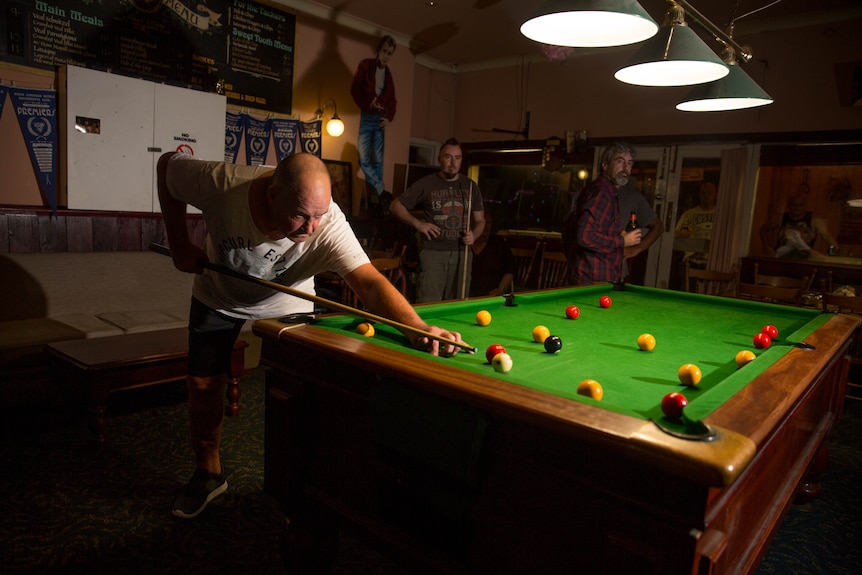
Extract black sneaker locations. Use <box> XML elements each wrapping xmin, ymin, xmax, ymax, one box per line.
<box><xmin>172</xmin><ymin>468</ymin><xmax>228</xmax><ymax>519</ymax></box>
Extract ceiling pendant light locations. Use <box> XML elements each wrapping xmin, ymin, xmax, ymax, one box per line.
<box><xmin>614</xmin><ymin>1</ymin><xmax>728</xmax><ymax>86</ymax></box>
<box><xmin>676</xmin><ymin>50</ymin><xmax>773</xmax><ymax>112</ymax></box>
<box><xmin>520</xmin><ymin>0</ymin><xmax>659</xmax><ymax>48</ymax></box>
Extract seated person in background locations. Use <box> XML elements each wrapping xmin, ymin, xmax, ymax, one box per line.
<box><xmin>760</xmin><ymin>195</ymin><xmax>838</xmax><ymax>259</ymax></box>
<box><xmin>470</xmin><ymin>215</ymin><xmax>514</xmax><ymax>297</ymax></box>
<box><xmin>675</xmin><ymin>182</ymin><xmax>717</xmax><ymax>269</ymax></box>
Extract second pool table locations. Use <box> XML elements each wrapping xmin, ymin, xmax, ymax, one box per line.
<box><xmin>254</xmin><ymin>284</ymin><xmax>858</xmax><ymax>575</ymax></box>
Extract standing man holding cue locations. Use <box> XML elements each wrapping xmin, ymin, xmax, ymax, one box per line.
<box><xmin>389</xmin><ymin>138</ymin><xmax>485</xmax><ymax>302</ymax></box>
<box><xmin>157</xmin><ymin>151</ymin><xmax>470</xmax><ymax>519</ymax></box>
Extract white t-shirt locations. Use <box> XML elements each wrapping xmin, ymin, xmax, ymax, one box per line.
<box><xmin>166</xmin><ymin>154</ymin><xmax>368</xmax><ymax>319</ymax></box>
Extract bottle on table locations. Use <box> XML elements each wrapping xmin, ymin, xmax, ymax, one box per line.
<box><xmin>625</xmin><ymin>211</ymin><xmax>640</xmax><ymax>233</ymax></box>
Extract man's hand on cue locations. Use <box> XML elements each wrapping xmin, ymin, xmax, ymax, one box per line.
<box><xmin>411</xmin><ymin>326</ymin><xmax>470</xmax><ymax>357</ymax></box>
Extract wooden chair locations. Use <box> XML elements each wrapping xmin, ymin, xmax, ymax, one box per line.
<box><xmin>754</xmin><ymin>263</ymin><xmax>816</xmax><ymax>292</ymax></box>
<box><xmin>511</xmin><ymin>244</ymin><xmax>539</xmax><ymax>292</ymax></box>
<box><xmin>684</xmin><ymin>262</ymin><xmax>737</xmax><ymax>296</ymax></box>
<box><xmin>821</xmin><ymin>291</ymin><xmax>862</xmax><ymax>401</ymax></box>
<box><xmin>537</xmin><ymin>250</ymin><xmax>570</xmax><ymax>290</ymax></box>
<box><xmin>735</xmin><ymin>282</ymin><xmax>804</xmax><ymax>306</ymax></box>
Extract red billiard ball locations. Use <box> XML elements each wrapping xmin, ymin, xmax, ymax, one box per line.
<box><xmin>761</xmin><ymin>325</ymin><xmax>778</xmax><ymax>340</ymax></box>
<box><xmin>565</xmin><ymin>305</ymin><xmax>580</xmax><ymax>319</ymax></box>
<box><xmin>599</xmin><ymin>296</ymin><xmax>612</xmax><ymax>308</ymax></box>
<box><xmin>661</xmin><ymin>392</ymin><xmax>688</xmax><ymax>420</ymax></box>
<box><xmin>753</xmin><ymin>332</ymin><xmax>771</xmax><ymax>349</ymax></box>
<box><xmin>486</xmin><ymin>343</ymin><xmax>506</xmax><ymax>364</ymax></box>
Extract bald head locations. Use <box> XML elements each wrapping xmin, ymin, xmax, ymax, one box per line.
<box><xmin>272</xmin><ymin>153</ymin><xmax>331</xmax><ymax>194</ymax></box>
<box><xmin>265</xmin><ymin>153</ymin><xmax>332</xmax><ymax>242</ymax></box>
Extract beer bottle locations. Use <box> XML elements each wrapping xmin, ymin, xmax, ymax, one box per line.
<box><xmin>625</xmin><ymin>211</ymin><xmax>640</xmax><ymax>232</ymax></box>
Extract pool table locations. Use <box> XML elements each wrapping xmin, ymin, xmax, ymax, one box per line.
<box><xmin>253</xmin><ymin>284</ymin><xmax>859</xmax><ymax>575</ymax></box>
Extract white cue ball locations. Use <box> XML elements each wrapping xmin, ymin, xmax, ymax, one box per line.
<box><xmin>491</xmin><ymin>352</ymin><xmax>513</xmax><ymax>373</ymax></box>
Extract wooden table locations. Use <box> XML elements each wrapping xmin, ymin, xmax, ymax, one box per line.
<box><xmin>254</xmin><ymin>285</ymin><xmax>858</xmax><ymax>575</ymax></box>
<box><xmin>45</xmin><ymin>327</ymin><xmax>247</xmax><ymax>444</ymax></box>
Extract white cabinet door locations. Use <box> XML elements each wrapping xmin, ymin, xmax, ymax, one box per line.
<box><xmin>63</xmin><ymin>66</ymin><xmax>155</xmax><ymax>212</ymax></box>
<box><xmin>62</xmin><ymin>65</ymin><xmax>225</xmax><ymax>212</ymax></box>
<box><xmin>152</xmin><ymin>83</ymin><xmax>226</xmax><ymax>212</ymax></box>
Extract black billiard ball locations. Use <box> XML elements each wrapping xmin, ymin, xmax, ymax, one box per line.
<box><xmin>544</xmin><ymin>335</ymin><xmax>562</xmax><ymax>353</ymax></box>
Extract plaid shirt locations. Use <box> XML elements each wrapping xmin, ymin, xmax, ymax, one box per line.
<box><xmin>569</xmin><ymin>176</ymin><xmax>624</xmax><ymax>285</ymax></box>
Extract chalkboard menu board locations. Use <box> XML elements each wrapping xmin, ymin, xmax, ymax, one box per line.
<box><xmin>1</xmin><ymin>0</ymin><xmax>295</xmax><ymax>113</ymax></box>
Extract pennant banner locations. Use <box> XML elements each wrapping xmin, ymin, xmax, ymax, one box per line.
<box><xmin>299</xmin><ymin>119</ymin><xmax>322</xmax><ymax>158</ymax></box>
<box><xmin>244</xmin><ymin>115</ymin><xmax>271</xmax><ymax>166</ymax></box>
<box><xmin>224</xmin><ymin>111</ymin><xmax>245</xmax><ymax>163</ymax></box>
<box><xmin>9</xmin><ymin>87</ymin><xmax>58</xmax><ymax>213</ymax></box>
<box><xmin>271</xmin><ymin>117</ymin><xmax>299</xmax><ymax>161</ymax></box>
<box><xmin>0</xmin><ymin>85</ymin><xmax>7</xmax><ymax>118</ymax></box>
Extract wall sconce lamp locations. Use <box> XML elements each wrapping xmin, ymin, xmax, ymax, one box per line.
<box><xmin>520</xmin><ymin>0</ymin><xmax>659</xmax><ymax>47</ymax></box>
<box><xmin>614</xmin><ymin>1</ymin><xmax>729</xmax><ymax>86</ymax></box>
<box><xmin>315</xmin><ymin>98</ymin><xmax>344</xmax><ymax>137</ymax></box>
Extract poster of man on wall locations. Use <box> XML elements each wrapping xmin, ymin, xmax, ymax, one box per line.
<box><xmin>350</xmin><ymin>35</ymin><xmax>397</xmax><ymax>216</ymax></box>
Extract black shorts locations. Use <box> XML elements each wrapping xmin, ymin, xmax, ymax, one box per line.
<box><xmin>187</xmin><ymin>297</ymin><xmax>245</xmax><ymax>377</ymax></box>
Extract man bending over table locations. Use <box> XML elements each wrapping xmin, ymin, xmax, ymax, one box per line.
<box><xmin>157</xmin><ymin>151</ymin><xmax>469</xmax><ymax>519</ymax></box>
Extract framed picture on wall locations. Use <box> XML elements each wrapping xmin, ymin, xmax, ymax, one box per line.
<box><xmin>324</xmin><ymin>160</ymin><xmax>353</xmax><ymax>211</ymax></box>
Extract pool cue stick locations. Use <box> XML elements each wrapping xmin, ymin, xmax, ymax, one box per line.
<box><xmin>460</xmin><ymin>182</ymin><xmax>472</xmax><ymax>299</ymax></box>
<box><xmin>149</xmin><ymin>243</ymin><xmax>476</xmax><ymax>353</ymax></box>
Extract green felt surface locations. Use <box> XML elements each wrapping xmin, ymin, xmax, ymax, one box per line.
<box><xmin>313</xmin><ymin>285</ymin><xmax>826</xmax><ymax>424</ymax></box>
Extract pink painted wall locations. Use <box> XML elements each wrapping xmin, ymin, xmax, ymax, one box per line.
<box><xmin>3</xmin><ymin>11</ymin><xmax>860</xmax><ymax>211</ymax></box>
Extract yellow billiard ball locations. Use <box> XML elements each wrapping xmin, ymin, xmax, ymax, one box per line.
<box><xmin>532</xmin><ymin>325</ymin><xmax>550</xmax><ymax>343</ymax></box>
<box><xmin>356</xmin><ymin>322</ymin><xmax>375</xmax><ymax>337</ymax></box>
<box><xmin>677</xmin><ymin>363</ymin><xmax>702</xmax><ymax>386</ymax></box>
<box><xmin>735</xmin><ymin>350</ymin><xmax>757</xmax><ymax>368</ymax></box>
<box><xmin>476</xmin><ymin>310</ymin><xmax>492</xmax><ymax>326</ymax></box>
<box><xmin>637</xmin><ymin>333</ymin><xmax>656</xmax><ymax>351</ymax></box>
<box><xmin>577</xmin><ymin>379</ymin><xmax>604</xmax><ymax>401</ymax></box>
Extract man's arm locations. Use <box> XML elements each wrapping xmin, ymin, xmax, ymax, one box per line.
<box><xmin>463</xmin><ymin>209</ymin><xmax>485</xmax><ymax>246</ymax></box>
<box><xmin>389</xmin><ymin>197</ymin><xmax>440</xmax><ymax>240</ymax></box>
<box><xmin>157</xmin><ymin>152</ymin><xmax>207</xmax><ymax>273</ymax></box>
<box><xmin>625</xmin><ymin>217</ymin><xmax>662</xmax><ymax>259</ymax></box>
<box><xmin>813</xmin><ymin>217</ymin><xmax>839</xmax><ymax>250</ymax></box>
<box><xmin>344</xmin><ymin>263</ymin><xmax>468</xmax><ymax>356</ymax></box>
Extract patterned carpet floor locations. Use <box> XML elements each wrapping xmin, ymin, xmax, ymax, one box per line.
<box><xmin>1</xmin><ymin>367</ymin><xmax>859</xmax><ymax>574</ymax></box>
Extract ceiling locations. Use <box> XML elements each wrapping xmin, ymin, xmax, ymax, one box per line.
<box><xmin>276</xmin><ymin>0</ymin><xmax>862</xmax><ymax>71</ymax></box>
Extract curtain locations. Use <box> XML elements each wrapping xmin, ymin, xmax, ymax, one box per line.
<box><xmin>709</xmin><ymin>146</ymin><xmax>750</xmax><ymax>274</ymax></box>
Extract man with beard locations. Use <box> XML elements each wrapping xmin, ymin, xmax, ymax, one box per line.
<box><xmin>389</xmin><ymin>138</ymin><xmax>485</xmax><ymax>302</ymax></box>
<box><xmin>563</xmin><ymin>142</ymin><xmax>643</xmax><ymax>285</ymax></box>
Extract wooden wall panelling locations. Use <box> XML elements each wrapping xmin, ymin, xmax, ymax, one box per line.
<box><xmin>0</xmin><ymin>213</ymin><xmax>8</xmax><ymax>253</ymax></box>
<box><xmin>92</xmin><ymin>218</ymin><xmax>120</xmax><ymax>251</ymax></box>
<box><xmin>0</xmin><ymin>208</ymin><xmax>202</xmax><ymax>253</ymax></box>
<box><xmin>66</xmin><ymin>217</ymin><xmax>93</xmax><ymax>252</ymax></box>
<box><xmin>38</xmin><ymin>213</ymin><xmax>67</xmax><ymax>252</ymax></box>
<box><xmin>117</xmin><ymin>218</ymin><xmax>143</xmax><ymax>251</ymax></box>
<box><xmin>142</xmin><ymin>218</ymin><xmax>166</xmax><ymax>250</ymax></box>
<box><xmin>7</xmin><ymin>213</ymin><xmax>39</xmax><ymax>253</ymax></box>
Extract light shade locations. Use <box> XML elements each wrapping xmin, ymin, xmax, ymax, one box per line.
<box><xmin>676</xmin><ymin>65</ymin><xmax>773</xmax><ymax>111</ymax></box>
<box><xmin>614</xmin><ymin>23</ymin><xmax>729</xmax><ymax>86</ymax></box>
<box><xmin>520</xmin><ymin>0</ymin><xmax>658</xmax><ymax>47</ymax></box>
<box><xmin>326</xmin><ymin>115</ymin><xmax>345</xmax><ymax>137</ymax></box>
